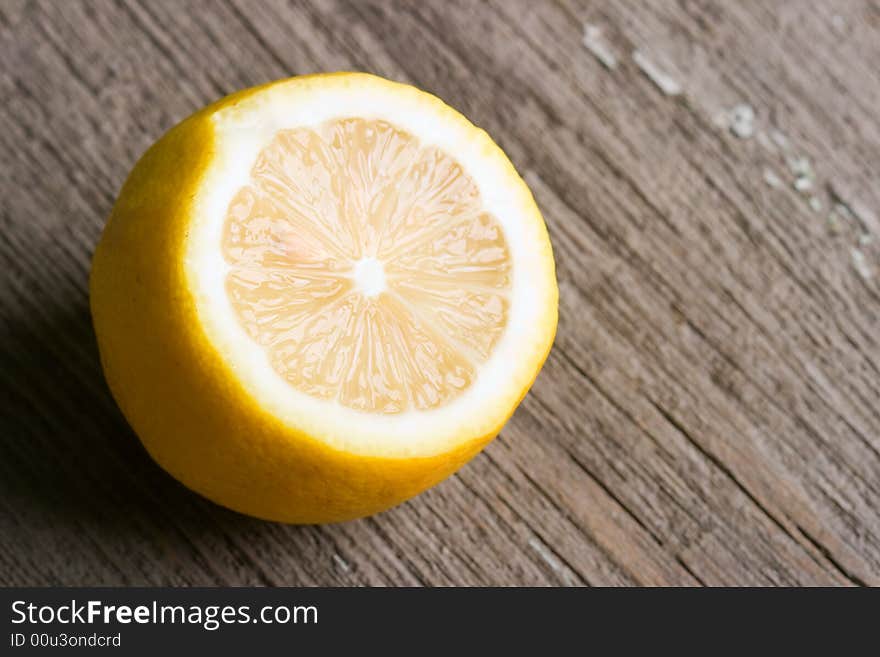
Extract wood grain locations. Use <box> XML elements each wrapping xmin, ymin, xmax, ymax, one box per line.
<box><xmin>1</xmin><ymin>0</ymin><xmax>878</xmax><ymax>586</ymax></box>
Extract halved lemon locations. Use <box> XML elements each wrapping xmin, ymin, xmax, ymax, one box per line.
<box><xmin>90</xmin><ymin>73</ymin><xmax>557</xmax><ymax>523</ymax></box>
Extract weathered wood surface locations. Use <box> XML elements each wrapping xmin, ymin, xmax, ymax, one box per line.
<box><xmin>1</xmin><ymin>0</ymin><xmax>878</xmax><ymax>586</ymax></box>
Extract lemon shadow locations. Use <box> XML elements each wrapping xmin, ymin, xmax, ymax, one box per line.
<box><xmin>0</xmin><ymin>295</ymin><xmax>345</xmax><ymax>585</ymax></box>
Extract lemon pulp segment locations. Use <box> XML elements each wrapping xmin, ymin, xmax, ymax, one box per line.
<box><xmin>222</xmin><ymin>118</ymin><xmax>511</xmax><ymax>414</ymax></box>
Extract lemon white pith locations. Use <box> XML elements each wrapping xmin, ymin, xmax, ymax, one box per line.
<box><xmin>90</xmin><ymin>73</ymin><xmax>557</xmax><ymax>523</ymax></box>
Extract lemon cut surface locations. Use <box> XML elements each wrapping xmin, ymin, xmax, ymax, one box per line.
<box><xmin>224</xmin><ymin>118</ymin><xmax>510</xmax><ymax>413</ymax></box>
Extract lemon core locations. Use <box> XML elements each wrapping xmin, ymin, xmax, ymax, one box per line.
<box><xmin>352</xmin><ymin>257</ymin><xmax>387</xmax><ymax>297</ymax></box>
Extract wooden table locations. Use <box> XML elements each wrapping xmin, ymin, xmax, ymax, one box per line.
<box><xmin>2</xmin><ymin>0</ymin><xmax>878</xmax><ymax>586</ymax></box>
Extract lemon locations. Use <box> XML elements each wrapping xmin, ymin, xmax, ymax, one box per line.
<box><xmin>90</xmin><ymin>73</ymin><xmax>557</xmax><ymax>523</ymax></box>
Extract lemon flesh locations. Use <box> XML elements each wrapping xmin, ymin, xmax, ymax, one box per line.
<box><xmin>224</xmin><ymin>118</ymin><xmax>510</xmax><ymax>413</ymax></box>
<box><xmin>90</xmin><ymin>73</ymin><xmax>557</xmax><ymax>523</ymax></box>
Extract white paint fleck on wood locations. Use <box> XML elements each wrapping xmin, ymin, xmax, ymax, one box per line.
<box><xmin>632</xmin><ymin>50</ymin><xmax>682</xmax><ymax>96</ymax></box>
<box><xmin>528</xmin><ymin>536</ymin><xmax>579</xmax><ymax>586</ymax></box>
<box><xmin>528</xmin><ymin>536</ymin><xmax>563</xmax><ymax>573</ymax></box>
<box><xmin>794</xmin><ymin>176</ymin><xmax>813</xmax><ymax>192</ymax></box>
<box><xmin>787</xmin><ymin>154</ymin><xmax>815</xmax><ymax>193</ymax></box>
<box><xmin>763</xmin><ymin>168</ymin><xmax>782</xmax><ymax>188</ymax></box>
<box><xmin>850</xmin><ymin>248</ymin><xmax>873</xmax><ymax>279</ymax></box>
<box><xmin>333</xmin><ymin>554</ymin><xmax>351</xmax><ymax>572</ymax></box>
<box><xmin>729</xmin><ymin>104</ymin><xmax>755</xmax><ymax>139</ymax></box>
<box><xmin>582</xmin><ymin>24</ymin><xmax>617</xmax><ymax>70</ymax></box>
<box><xmin>787</xmin><ymin>156</ymin><xmax>813</xmax><ymax>178</ymax></box>
<box><xmin>828</xmin><ymin>213</ymin><xmax>843</xmax><ymax>234</ymax></box>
